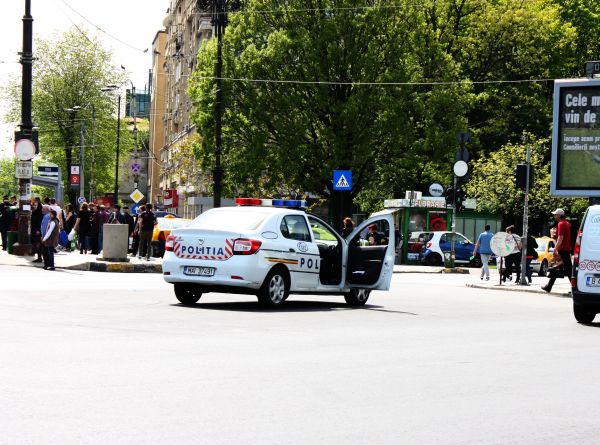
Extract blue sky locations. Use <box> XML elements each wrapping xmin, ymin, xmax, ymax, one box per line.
<box><xmin>1</xmin><ymin>0</ymin><xmax>168</xmax><ymax>156</ymax></box>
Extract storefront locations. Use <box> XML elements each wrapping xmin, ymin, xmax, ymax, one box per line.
<box><xmin>384</xmin><ymin>197</ymin><xmax>452</xmax><ymax>264</ymax></box>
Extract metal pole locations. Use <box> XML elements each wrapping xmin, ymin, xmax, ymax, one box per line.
<box><xmin>114</xmin><ymin>95</ymin><xmax>121</xmax><ymax>205</ymax></box>
<box><xmin>14</xmin><ymin>0</ymin><xmax>34</xmax><ymax>256</ymax></box>
<box><xmin>450</xmin><ymin>175</ymin><xmax>457</xmax><ymax>268</ymax></box>
<box><xmin>213</xmin><ymin>0</ymin><xmax>224</xmax><ymax>208</ymax></box>
<box><xmin>519</xmin><ymin>142</ymin><xmax>532</xmax><ymax>285</ymax></box>
<box><xmin>79</xmin><ymin>118</ymin><xmax>85</xmax><ymax>200</ymax></box>
<box><xmin>90</xmin><ymin>106</ymin><xmax>96</xmax><ymax>203</ymax></box>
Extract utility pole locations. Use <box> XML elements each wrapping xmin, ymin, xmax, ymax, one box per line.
<box><xmin>212</xmin><ymin>0</ymin><xmax>225</xmax><ymax>208</ymax></box>
<box><xmin>114</xmin><ymin>95</ymin><xmax>122</xmax><ymax>206</ymax></box>
<box><xmin>519</xmin><ymin>141</ymin><xmax>532</xmax><ymax>285</ymax></box>
<box><xmin>450</xmin><ymin>175</ymin><xmax>457</xmax><ymax>268</ymax></box>
<box><xmin>79</xmin><ymin>118</ymin><xmax>85</xmax><ymax>200</ymax></box>
<box><xmin>90</xmin><ymin>106</ymin><xmax>96</xmax><ymax>203</ymax></box>
<box><xmin>13</xmin><ymin>0</ymin><xmax>35</xmax><ymax>256</ymax></box>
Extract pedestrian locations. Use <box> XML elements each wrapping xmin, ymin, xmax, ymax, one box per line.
<box><xmin>341</xmin><ymin>217</ymin><xmax>354</xmax><ymax>239</ymax></box>
<box><xmin>130</xmin><ymin>207</ymin><xmax>142</xmax><ymax>257</ymax></box>
<box><xmin>542</xmin><ymin>209</ymin><xmax>572</xmax><ymax>292</ymax></box>
<box><xmin>97</xmin><ymin>205</ymin><xmax>110</xmax><ymax>252</ymax></box>
<box><xmin>524</xmin><ymin>233</ymin><xmax>538</xmax><ymax>284</ymax></box>
<box><xmin>42</xmin><ymin>210</ymin><xmax>60</xmax><ymax>271</ymax></box>
<box><xmin>30</xmin><ymin>197</ymin><xmax>43</xmax><ymax>263</ymax></box>
<box><xmin>108</xmin><ymin>204</ymin><xmax>125</xmax><ymax>224</ymax></box>
<box><xmin>137</xmin><ymin>203</ymin><xmax>157</xmax><ymax>260</ymax></box>
<box><xmin>473</xmin><ymin>224</ymin><xmax>494</xmax><ymax>280</ymax></box>
<box><xmin>123</xmin><ymin>206</ymin><xmax>136</xmax><ymax>253</ymax></box>
<box><xmin>502</xmin><ymin>225</ymin><xmax>522</xmax><ymax>283</ymax></box>
<box><xmin>49</xmin><ymin>198</ymin><xmax>64</xmax><ymax>229</ymax></box>
<box><xmin>366</xmin><ymin>223</ymin><xmax>382</xmax><ymax>245</ymax></box>
<box><xmin>89</xmin><ymin>204</ymin><xmax>100</xmax><ymax>254</ymax></box>
<box><xmin>0</xmin><ymin>196</ymin><xmax>11</xmax><ymax>251</ymax></box>
<box><xmin>74</xmin><ymin>203</ymin><xmax>92</xmax><ymax>254</ymax></box>
<box><xmin>40</xmin><ymin>205</ymin><xmax>51</xmax><ymax>265</ymax></box>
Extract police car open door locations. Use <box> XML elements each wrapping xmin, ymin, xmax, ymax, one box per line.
<box><xmin>344</xmin><ymin>210</ymin><xmax>395</xmax><ymax>290</ymax></box>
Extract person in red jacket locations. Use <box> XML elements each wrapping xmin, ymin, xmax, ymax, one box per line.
<box><xmin>542</xmin><ymin>208</ymin><xmax>572</xmax><ymax>292</ymax></box>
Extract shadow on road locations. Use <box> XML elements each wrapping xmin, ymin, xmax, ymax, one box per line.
<box><xmin>171</xmin><ymin>300</ymin><xmax>417</xmax><ymax>315</ymax></box>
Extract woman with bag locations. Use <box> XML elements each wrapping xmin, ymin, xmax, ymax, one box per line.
<box><xmin>30</xmin><ymin>197</ymin><xmax>43</xmax><ymax>263</ymax></box>
<box><xmin>502</xmin><ymin>225</ymin><xmax>523</xmax><ymax>283</ymax></box>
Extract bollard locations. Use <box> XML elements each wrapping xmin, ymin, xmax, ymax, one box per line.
<box><xmin>7</xmin><ymin>231</ymin><xmax>18</xmax><ymax>255</ymax></box>
<box><xmin>101</xmin><ymin>224</ymin><xmax>129</xmax><ymax>262</ymax></box>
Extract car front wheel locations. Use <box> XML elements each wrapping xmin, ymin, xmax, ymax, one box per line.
<box><xmin>425</xmin><ymin>253</ymin><xmax>443</xmax><ymax>266</ymax></box>
<box><xmin>573</xmin><ymin>304</ymin><xmax>596</xmax><ymax>324</ymax></box>
<box><xmin>257</xmin><ymin>268</ymin><xmax>289</xmax><ymax>307</ymax></box>
<box><xmin>344</xmin><ymin>289</ymin><xmax>371</xmax><ymax>307</ymax></box>
<box><xmin>174</xmin><ymin>283</ymin><xmax>202</xmax><ymax>305</ymax></box>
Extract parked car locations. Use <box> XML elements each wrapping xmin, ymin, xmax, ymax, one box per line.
<box><xmin>530</xmin><ymin>236</ymin><xmax>555</xmax><ymax>276</ymax></box>
<box><xmin>572</xmin><ymin>205</ymin><xmax>600</xmax><ymax>323</ymax></box>
<box><xmin>152</xmin><ymin>215</ymin><xmax>191</xmax><ymax>257</ymax></box>
<box><xmin>419</xmin><ymin>231</ymin><xmax>481</xmax><ymax>267</ymax></box>
<box><xmin>407</xmin><ymin>231</ymin><xmax>434</xmax><ymax>262</ymax></box>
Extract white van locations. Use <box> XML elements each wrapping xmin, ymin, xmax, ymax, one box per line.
<box><xmin>572</xmin><ymin>205</ymin><xmax>600</xmax><ymax>323</ymax></box>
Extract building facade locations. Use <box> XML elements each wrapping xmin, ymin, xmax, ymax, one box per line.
<box><xmin>151</xmin><ymin>0</ymin><xmax>214</xmax><ymax>217</ymax></box>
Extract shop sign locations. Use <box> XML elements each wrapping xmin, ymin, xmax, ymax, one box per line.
<box><xmin>384</xmin><ymin>197</ymin><xmax>446</xmax><ymax>209</ymax></box>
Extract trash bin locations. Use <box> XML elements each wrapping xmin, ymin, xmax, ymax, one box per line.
<box><xmin>7</xmin><ymin>231</ymin><xmax>18</xmax><ymax>254</ymax></box>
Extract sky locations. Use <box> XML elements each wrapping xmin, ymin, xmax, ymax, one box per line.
<box><xmin>0</xmin><ymin>0</ymin><xmax>169</xmax><ymax>156</ymax></box>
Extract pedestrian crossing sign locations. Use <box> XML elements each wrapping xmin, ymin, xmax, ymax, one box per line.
<box><xmin>333</xmin><ymin>170</ymin><xmax>352</xmax><ymax>191</ymax></box>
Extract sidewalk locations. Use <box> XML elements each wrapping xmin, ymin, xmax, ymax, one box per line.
<box><xmin>465</xmin><ymin>269</ymin><xmax>572</xmax><ymax>297</ymax></box>
<box><xmin>0</xmin><ymin>248</ymin><xmax>161</xmax><ymax>273</ymax></box>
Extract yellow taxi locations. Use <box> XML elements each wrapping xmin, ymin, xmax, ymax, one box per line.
<box><xmin>151</xmin><ymin>214</ymin><xmax>191</xmax><ymax>257</ymax></box>
<box><xmin>531</xmin><ymin>236</ymin><xmax>556</xmax><ymax>276</ymax></box>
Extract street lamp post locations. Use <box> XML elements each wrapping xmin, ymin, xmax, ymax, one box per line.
<box><xmin>114</xmin><ymin>94</ymin><xmax>122</xmax><ymax>205</ymax></box>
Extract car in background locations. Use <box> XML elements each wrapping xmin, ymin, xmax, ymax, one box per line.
<box><xmin>418</xmin><ymin>231</ymin><xmax>480</xmax><ymax>267</ymax></box>
<box><xmin>152</xmin><ymin>215</ymin><xmax>191</xmax><ymax>257</ymax></box>
<box><xmin>530</xmin><ymin>236</ymin><xmax>555</xmax><ymax>276</ymax></box>
<box><xmin>154</xmin><ymin>211</ymin><xmax>182</xmax><ymax>218</ymax></box>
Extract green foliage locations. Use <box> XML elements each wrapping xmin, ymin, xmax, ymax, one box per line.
<box><xmin>3</xmin><ymin>28</ymin><xmax>131</xmax><ymax>205</ymax></box>
<box><xmin>465</xmin><ymin>136</ymin><xmax>588</xmax><ymax>221</ymax></box>
<box><xmin>0</xmin><ymin>158</ymin><xmax>18</xmax><ymax>196</ymax></box>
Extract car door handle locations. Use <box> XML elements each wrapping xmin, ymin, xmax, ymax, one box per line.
<box><xmin>289</xmin><ymin>248</ymin><xmax>296</xmax><ymax>253</ymax></box>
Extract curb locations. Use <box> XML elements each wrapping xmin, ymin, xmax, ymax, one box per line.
<box><xmin>63</xmin><ymin>261</ymin><xmax>162</xmax><ymax>273</ymax></box>
<box><xmin>466</xmin><ymin>283</ymin><xmax>571</xmax><ymax>297</ymax></box>
<box><xmin>442</xmin><ymin>268</ymin><xmax>470</xmax><ymax>274</ymax></box>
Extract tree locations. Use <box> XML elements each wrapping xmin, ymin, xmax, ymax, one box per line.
<box><xmin>189</xmin><ymin>0</ymin><xmax>470</xmax><ymax>226</ymax></box>
<box><xmin>4</xmin><ymin>28</ymin><xmax>131</xmax><ymax>207</ymax></box>
<box><xmin>465</xmin><ymin>136</ymin><xmax>587</xmax><ymax>226</ymax></box>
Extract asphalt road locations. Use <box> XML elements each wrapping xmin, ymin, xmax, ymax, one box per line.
<box><xmin>1</xmin><ymin>266</ymin><xmax>598</xmax><ymax>444</ymax></box>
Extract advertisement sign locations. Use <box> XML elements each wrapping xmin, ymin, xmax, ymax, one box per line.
<box><xmin>164</xmin><ymin>189</ymin><xmax>179</xmax><ymax>208</ymax></box>
<box><xmin>551</xmin><ymin>78</ymin><xmax>600</xmax><ymax>196</ymax></box>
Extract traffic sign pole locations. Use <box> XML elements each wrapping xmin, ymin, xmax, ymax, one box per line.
<box><xmin>519</xmin><ymin>141</ymin><xmax>532</xmax><ymax>285</ymax></box>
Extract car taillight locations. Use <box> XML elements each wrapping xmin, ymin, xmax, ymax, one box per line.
<box><xmin>233</xmin><ymin>239</ymin><xmax>262</xmax><ymax>255</ymax></box>
<box><xmin>158</xmin><ymin>231</ymin><xmax>166</xmax><ymax>241</ymax></box>
<box><xmin>573</xmin><ymin>229</ymin><xmax>582</xmax><ymax>264</ymax></box>
<box><xmin>165</xmin><ymin>235</ymin><xmax>175</xmax><ymax>252</ymax></box>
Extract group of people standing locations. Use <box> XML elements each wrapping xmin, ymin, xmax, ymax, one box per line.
<box><xmin>472</xmin><ymin>208</ymin><xmax>572</xmax><ymax>290</ymax></box>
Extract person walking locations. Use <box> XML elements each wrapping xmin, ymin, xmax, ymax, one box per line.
<box><xmin>97</xmin><ymin>205</ymin><xmax>110</xmax><ymax>252</ymax></box>
<box><xmin>542</xmin><ymin>208</ymin><xmax>572</xmax><ymax>292</ymax></box>
<box><xmin>341</xmin><ymin>217</ymin><xmax>354</xmax><ymax>239</ymax></box>
<box><xmin>108</xmin><ymin>204</ymin><xmax>125</xmax><ymax>224</ymax></box>
<box><xmin>473</xmin><ymin>224</ymin><xmax>494</xmax><ymax>280</ymax></box>
<box><xmin>42</xmin><ymin>210</ymin><xmax>60</xmax><ymax>271</ymax></box>
<box><xmin>122</xmin><ymin>206</ymin><xmax>136</xmax><ymax>253</ymax></box>
<box><xmin>137</xmin><ymin>204</ymin><xmax>157</xmax><ymax>261</ymax></box>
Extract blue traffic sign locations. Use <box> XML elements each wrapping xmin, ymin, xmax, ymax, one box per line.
<box><xmin>131</xmin><ymin>163</ymin><xmax>142</xmax><ymax>173</ymax></box>
<box><xmin>77</xmin><ymin>196</ymin><xmax>86</xmax><ymax>205</ymax></box>
<box><xmin>131</xmin><ymin>204</ymin><xmax>140</xmax><ymax>215</ymax></box>
<box><xmin>333</xmin><ymin>170</ymin><xmax>352</xmax><ymax>191</ymax></box>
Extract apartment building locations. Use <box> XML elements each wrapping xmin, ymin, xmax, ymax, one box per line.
<box><xmin>152</xmin><ymin>0</ymin><xmax>214</xmax><ymax>217</ymax></box>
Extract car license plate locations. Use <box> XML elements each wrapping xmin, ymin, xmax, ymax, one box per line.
<box><xmin>586</xmin><ymin>276</ymin><xmax>600</xmax><ymax>287</ymax></box>
<box><xmin>184</xmin><ymin>266</ymin><xmax>215</xmax><ymax>277</ymax></box>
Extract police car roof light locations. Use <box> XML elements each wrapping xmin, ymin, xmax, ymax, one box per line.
<box><xmin>235</xmin><ymin>197</ymin><xmax>307</xmax><ymax>209</ymax></box>
<box><xmin>236</xmin><ymin>198</ymin><xmax>262</xmax><ymax>206</ymax></box>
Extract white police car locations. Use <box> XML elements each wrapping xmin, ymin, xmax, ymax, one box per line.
<box><xmin>162</xmin><ymin>198</ymin><xmax>395</xmax><ymax>307</ymax></box>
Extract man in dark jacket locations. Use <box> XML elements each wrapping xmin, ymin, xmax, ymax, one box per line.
<box><xmin>0</xmin><ymin>196</ymin><xmax>11</xmax><ymax>251</ymax></box>
<box><xmin>137</xmin><ymin>204</ymin><xmax>157</xmax><ymax>261</ymax></box>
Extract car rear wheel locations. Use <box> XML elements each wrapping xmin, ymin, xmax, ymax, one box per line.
<box><xmin>425</xmin><ymin>253</ymin><xmax>442</xmax><ymax>266</ymax></box>
<box><xmin>344</xmin><ymin>289</ymin><xmax>371</xmax><ymax>306</ymax></box>
<box><xmin>470</xmin><ymin>255</ymin><xmax>483</xmax><ymax>268</ymax></box>
<box><xmin>573</xmin><ymin>304</ymin><xmax>596</xmax><ymax>324</ymax></box>
<box><xmin>538</xmin><ymin>259</ymin><xmax>548</xmax><ymax>277</ymax></box>
<box><xmin>174</xmin><ymin>283</ymin><xmax>202</xmax><ymax>305</ymax></box>
<box><xmin>257</xmin><ymin>268</ymin><xmax>289</xmax><ymax>307</ymax></box>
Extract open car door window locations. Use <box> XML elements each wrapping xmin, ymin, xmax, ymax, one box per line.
<box><xmin>344</xmin><ymin>211</ymin><xmax>395</xmax><ymax>290</ymax></box>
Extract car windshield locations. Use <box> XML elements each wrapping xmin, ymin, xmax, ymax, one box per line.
<box><xmin>189</xmin><ymin>209</ymin><xmax>270</xmax><ymax>231</ymax></box>
<box><xmin>536</xmin><ymin>240</ymin><xmax>547</xmax><ymax>252</ymax></box>
<box><xmin>158</xmin><ymin>218</ymin><xmax>190</xmax><ymax>230</ymax></box>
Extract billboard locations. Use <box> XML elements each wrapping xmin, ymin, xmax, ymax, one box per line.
<box><xmin>551</xmin><ymin>78</ymin><xmax>600</xmax><ymax>196</ymax></box>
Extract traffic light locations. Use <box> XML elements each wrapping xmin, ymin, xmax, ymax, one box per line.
<box><xmin>515</xmin><ymin>163</ymin><xmax>534</xmax><ymax>189</ymax></box>
<box><xmin>456</xmin><ymin>188</ymin><xmax>465</xmax><ymax>212</ymax></box>
<box><xmin>445</xmin><ymin>186</ymin><xmax>454</xmax><ymax>206</ymax></box>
